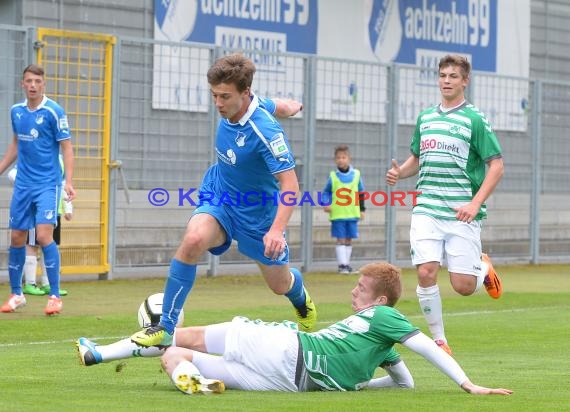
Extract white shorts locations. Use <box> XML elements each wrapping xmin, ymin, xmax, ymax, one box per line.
<box><xmin>221</xmin><ymin>316</ymin><xmax>300</xmax><ymax>391</ymax></box>
<box><xmin>410</xmin><ymin>214</ymin><xmax>483</xmax><ymax>276</ymax></box>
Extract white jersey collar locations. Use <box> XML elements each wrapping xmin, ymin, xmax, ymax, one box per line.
<box><xmin>439</xmin><ymin>99</ymin><xmax>466</xmax><ymax>113</ymax></box>
<box><xmin>236</xmin><ymin>94</ymin><xmax>259</xmax><ymax>126</ymax></box>
<box><xmin>24</xmin><ymin>95</ymin><xmax>48</xmax><ymax>111</ymax></box>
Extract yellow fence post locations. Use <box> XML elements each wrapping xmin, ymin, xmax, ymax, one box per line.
<box><xmin>36</xmin><ymin>28</ymin><xmax>116</xmax><ymax>276</ymax></box>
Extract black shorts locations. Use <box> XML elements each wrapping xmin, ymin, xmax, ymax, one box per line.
<box><xmin>27</xmin><ymin>216</ymin><xmax>62</xmax><ymax>246</ymax></box>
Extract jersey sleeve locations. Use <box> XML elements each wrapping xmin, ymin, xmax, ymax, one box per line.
<box><xmin>260</xmin><ymin>130</ymin><xmax>296</xmax><ymax>174</ymax></box>
<box><xmin>51</xmin><ymin>104</ymin><xmax>72</xmax><ymax>142</ymax></box>
<box><xmin>10</xmin><ymin>106</ymin><xmax>19</xmax><ymax>135</ymax></box>
<box><xmin>358</xmin><ymin>174</ymin><xmax>365</xmax><ymax>191</ymax></box>
<box><xmin>250</xmin><ymin>98</ymin><xmax>294</xmax><ymax>174</ymax></box>
<box><xmin>374</xmin><ymin>306</ymin><xmax>419</xmax><ymax>342</ymax></box>
<box><xmin>323</xmin><ymin>174</ymin><xmax>333</xmax><ymax>193</ymax></box>
<box><xmin>320</xmin><ymin>174</ymin><xmax>334</xmax><ymax>205</ymax></box>
<box><xmin>410</xmin><ymin>115</ymin><xmax>422</xmax><ymax>157</ymax></box>
<box><xmin>258</xmin><ymin>97</ymin><xmax>276</xmax><ymax>115</ymax></box>
<box><xmin>471</xmin><ymin>113</ymin><xmax>502</xmax><ymax>161</ymax></box>
<box><xmin>379</xmin><ymin>347</ymin><xmax>401</xmax><ymax>366</ymax></box>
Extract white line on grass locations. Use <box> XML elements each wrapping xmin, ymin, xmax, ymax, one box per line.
<box><xmin>0</xmin><ymin>305</ymin><xmax>566</xmax><ymax>348</ymax></box>
<box><xmin>0</xmin><ymin>336</ymin><xmax>129</xmax><ymax>348</ymax></box>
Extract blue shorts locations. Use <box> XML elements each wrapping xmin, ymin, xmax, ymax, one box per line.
<box><xmin>194</xmin><ymin>166</ymin><xmax>288</xmax><ymax>266</ymax></box>
<box><xmin>331</xmin><ymin>219</ymin><xmax>359</xmax><ymax>239</ymax></box>
<box><xmin>10</xmin><ymin>184</ymin><xmax>59</xmax><ymax>230</ymax></box>
<box><xmin>193</xmin><ymin>203</ymin><xmax>289</xmax><ymax>266</ymax></box>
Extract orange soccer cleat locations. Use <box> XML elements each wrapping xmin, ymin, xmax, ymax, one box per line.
<box><xmin>0</xmin><ymin>294</ymin><xmax>27</xmax><ymax>313</ymax></box>
<box><xmin>434</xmin><ymin>339</ymin><xmax>453</xmax><ymax>356</ymax></box>
<box><xmin>482</xmin><ymin>253</ymin><xmax>503</xmax><ymax>299</ymax></box>
<box><xmin>45</xmin><ymin>296</ymin><xmax>63</xmax><ymax>316</ymax></box>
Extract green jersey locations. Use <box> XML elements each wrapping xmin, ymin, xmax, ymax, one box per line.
<box><xmin>298</xmin><ymin>305</ymin><xmax>419</xmax><ymax>391</ymax></box>
<box><xmin>410</xmin><ymin>102</ymin><xmax>502</xmax><ymax>220</ymax></box>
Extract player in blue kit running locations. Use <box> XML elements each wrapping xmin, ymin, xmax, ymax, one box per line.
<box><xmin>130</xmin><ymin>53</ymin><xmax>315</xmax><ymax>348</ymax></box>
<box><xmin>0</xmin><ymin>64</ymin><xmax>75</xmax><ymax>316</ymax></box>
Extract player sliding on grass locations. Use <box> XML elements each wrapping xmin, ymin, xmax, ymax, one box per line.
<box><xmin>77</xmin><ymin>262</ymin><xmax>512</xmax><ymax>396</ymax></box>
<box><xmin>128</xmin><ymin>53</ymin><xmax>315</xmax><ymax>349</ymax></box>
<box><xmin>386</xmin><ymin>54</ymin><xmax>505</xmax><ymax>356</ymax></box>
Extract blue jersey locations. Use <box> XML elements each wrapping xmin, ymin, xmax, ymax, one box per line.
<box><xmin>11</xmin><ymin>95</ymin><xmax>71</xmax><ymax>187</ymax></box>
<box><xmin>201</xmin><ymin>95</ymin><xmax>295</xmax><ymax>230</ymax></box>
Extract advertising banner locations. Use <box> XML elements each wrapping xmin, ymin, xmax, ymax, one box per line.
<box><xmin>153</xmin><ymin>0</ymin><xmax>529</xmax><ymax>130</ymax></box>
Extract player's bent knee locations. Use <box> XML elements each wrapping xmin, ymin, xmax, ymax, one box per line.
<box><xmin>452</xmin><ymin>283</ymin><xmax>476</xmax><ymax>296</ymax></box>
<box><xmin>416</xmin><ymin>263</ymin><xmax>439</xmax><ymax>283</ymax></box>
<box><xmin>177</xmin><ymin>234</ymin><xmax>210</xmax><ymax>259</ymax></box>
<box><xmin>268</xmin><ymin>283</ymin><xmax>290</xmax><ymax>295</ymax></box>
<box><xmin>161</xmin><ymin>347</ymin><xmax>186</xmax><ymax>371</ymax></box>
<box><xmin>160</xmin><ymin>351</ymin><xmax>172</xmax><ymax>371</ymax></box>
<box><xmin>450</xmin><ymin>273</ymin><xmax>477</xmax><ymax>296</ymax></box>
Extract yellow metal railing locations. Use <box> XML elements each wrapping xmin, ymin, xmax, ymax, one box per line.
<box><xmin>36</xmin><ymin>28</ymin><xmax>116</xmax><ymax>275</ymax></box>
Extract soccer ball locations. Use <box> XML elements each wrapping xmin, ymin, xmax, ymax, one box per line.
<box><xmin>137</xmin><ymin>292</ymin><xmax>185</xmax><ymax>328</ymax></box>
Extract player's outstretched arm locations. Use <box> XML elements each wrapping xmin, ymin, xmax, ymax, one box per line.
<box><xmin>367</xmin><ymin>360</ymin><xmax>414</xmax><ymax>389</ymax></box>
<box><xmin>402</xmin><ymin>332</ymin><xmax>512</xmax><ymax>396</ymax></box>
<box><xmin>272</xmin><ymin>98</ymin><xmax>303</xmax><ymax>118</ymax></box>
<box><xmin>460</xmin><ymin>380</ymin><xmax>513</xmax><ymax>395</ymax></box>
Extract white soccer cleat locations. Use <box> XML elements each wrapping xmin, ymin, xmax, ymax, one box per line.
<box><xmin>173</xmin><ymin>373</ymin><xmax>225</xmax><ymax>395</ymax></box>
<box><xmin>76</xmin><ymin>337</ymin><xmax>103</xmax><ymax>366</ymax></box>
<box><xmin>0</xmin><ymin>294</ymin><xmax>27</xmax><ymax>313</ymax></box>
<box><xmin>171</xmin><ymin>360</ymin><xmax>225</xmax><ymax>395</ymax></box>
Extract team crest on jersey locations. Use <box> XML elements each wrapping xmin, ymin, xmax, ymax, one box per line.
<box><xmin>269</xmin><ymin>133</ymin><xmax>289</xmax><ymax>157</ymax></box>
<box><xmin>35</xmin><ymin>114</ymin><xmax>44</xmax><ymax>125</ymax></box>
<box><xmin>44</xmin><ymin>210</ymin><xmax>55</xmax><ymax>220</ymax></box>
<box><xmin>59</xmin><ymin>116</ymin><xmax>69</xmax><ymax>130</ymax></box>
<box><xmin>235</xmin><ymin>131</ymin><xmax>246</xmax><ymax>147</ymax></box>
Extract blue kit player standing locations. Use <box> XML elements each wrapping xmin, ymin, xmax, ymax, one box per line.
<box><xmin>131</xmin><ymin>53</ymin><xmax>316</xmax><ymax>348</ymax></box>
<box><xmin>0</xmin><ymin>64</ymin><xmax>75</xmax><ymax>315</ymax></box>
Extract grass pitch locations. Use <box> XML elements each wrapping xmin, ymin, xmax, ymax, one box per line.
<box><xmin>1</xmin><ymin>264</ymin><xmax>569</xmax><ymax>412</ymax></box>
